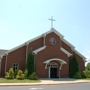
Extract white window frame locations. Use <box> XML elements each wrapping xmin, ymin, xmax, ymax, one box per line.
<box><xmin>50</xmin><ymin>38</ymin><xmax>56</xmax><ymax>45</ymax></box>
<box><xmin>12</xmin><ymin>63</ymin><xmax>19</xmax><ymax>72</ymax></box>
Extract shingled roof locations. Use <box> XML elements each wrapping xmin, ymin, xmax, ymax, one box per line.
<box><xmin>0</xmin><ymin>49</ymin><xmax>8</xmax><ymax>55</ymax></box>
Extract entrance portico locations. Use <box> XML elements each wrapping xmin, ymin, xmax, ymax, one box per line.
<box><xmin>43</xmin><ymin>58</ymin><xmax>67</xmax><ymax>78</ymax></box>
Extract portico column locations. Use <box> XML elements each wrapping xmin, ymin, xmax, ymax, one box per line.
<box><xmin>59</xmin><ymin>63</ymin><xmax>63</xmax><ymax>78</ymax></box>
<box><xmin>48</xmin><ymin>66</ymin><xmax>50</xmax><ymax>78</ymax></box>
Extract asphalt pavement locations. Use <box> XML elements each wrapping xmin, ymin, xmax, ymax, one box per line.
<box><xmin>0</xmin><ymin>83</ymin><xmax>90</xmax><ymax>90</ymax></box>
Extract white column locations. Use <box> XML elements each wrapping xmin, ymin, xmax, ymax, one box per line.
<box><xmin>48</xmin><ymin>66</ymin><xmax>50</xmax><ymax>78</ymax></box>
<box><xmin>59</xmin><ymin>63</ymin><xmax>63</xmax><ymax>78</ymax></box>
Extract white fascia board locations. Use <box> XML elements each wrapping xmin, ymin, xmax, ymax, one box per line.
<box><xmin>61</xmin><ymin>38</ymin><xmax>75</xmax><ymax>49</ymax></box>
<box><xmin>43</xmin><ymin>28</ymin><xmax>64</xmax><ymax>38</ymax></box>
<box><xmin>33</xmin><ymin>46</ymin><xmax>46</xmax><ymax>54</ymax></box>
<box><xmin>73</xmin><ymin>49</ymin><xmax>87</xmax><ymax>62</ymax></box>
<box><xmin>25</xmin><ymin>35</ymin><xmax>43</xmax><ymax>43</ymax></box>
<box><xmin>5</xmin><ymin>44</ymin><xmax>25</xmax><ymax>54</ymax></box>
<box><xmin>60</xmin><ymin>47</ymin><xmax>72</xmax><ymax>57</ymax></box>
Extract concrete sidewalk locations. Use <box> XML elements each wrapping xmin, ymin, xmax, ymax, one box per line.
<box><xmin>0</xmin><ymin>78</ymin><xmax>90</xmax><ymax>86</ymax></box>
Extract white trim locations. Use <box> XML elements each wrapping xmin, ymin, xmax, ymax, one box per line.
<box><xmin>0</xmin><ymin>35</ymin><xmax>43</xmax><ymax>57</ymax></box>
<box><xmin>73</xmin><ymin>49</ymin><xmax>86</xmax><ymax>62</ymax></box>
<box><xmin>43</xmin><ymin>28</ymin><xmax>64</xmax><ymax>38</ymax></box>
<box><xmin>33</xmin><ymin>46</ymin><xmax>46</xmax><ymax>54</ymax></box>
<box><xmin>44</xmin><ymin>58</ymin><xmax>67</xmax><ymax>65</ymax></box>
<box><xmin>60</xmin><ymin>47</ymin><xmax>72</xmax><ymax>57</ymax></box>
<box><xmin>0</xmin><ymin>28</ymin><xmax>86</xmax><ymax>61</ymax></box>
<box><xmin>61</xmin><ymin>38</ymin><xmax>75</xmax><ymax>49</ymax></box>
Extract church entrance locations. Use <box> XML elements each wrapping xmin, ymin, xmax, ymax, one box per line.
<box><xmin>50</xmin><ymin>68</ymin><xmax>57</xmax><ymax>78</ymax></box>
<box><xmin>49</xmin><ymin>62</ymin><xmax>58</xmax><ymax>78</ymax></box>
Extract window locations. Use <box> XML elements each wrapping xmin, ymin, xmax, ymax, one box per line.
<box><xmin>49</xmin><ymin>62</ymin><xmax>58</xmax><ymax>68</ymax></box>
<box><xmin>50</xmin><ymin>38</ymin><xmax>56</xmax><ymax>45</ymax></box>
<box><xmin>13</xmin><ymin>63</ymin><xmax>19</xmax><ymax>72</ymax></box>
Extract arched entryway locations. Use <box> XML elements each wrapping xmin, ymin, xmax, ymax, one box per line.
<box><xmin>43</xmin><ymin>58</ymin><xmax>67</xmax><ymax>78</ymax></box>
<box><xmin>49</xmin><ymin>62</ymin><xmax>58</xmax><ymax>78</ymax></box>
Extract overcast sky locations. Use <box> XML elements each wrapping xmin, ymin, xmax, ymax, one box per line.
<box><xmin>0</xmin><ymin>0</ymin><xmax>90</xmax><ymax>61</ymax></box>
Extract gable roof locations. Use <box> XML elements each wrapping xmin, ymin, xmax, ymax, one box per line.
<box><xmin>0</xmin><ymin>28</ymin><xmax>86</xmax><ymax>61</ymax></box>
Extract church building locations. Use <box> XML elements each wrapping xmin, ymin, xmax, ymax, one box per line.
<box><xmin>0</xmin><ymin>27</ymin><xmax>86</xmax><ymax>78</ymax></box>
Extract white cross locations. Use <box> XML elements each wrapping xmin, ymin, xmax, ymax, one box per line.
<box><xmin>49</xmin><ymin>16</ymin><xmax>55</xmax><ymax>28</ymax></box>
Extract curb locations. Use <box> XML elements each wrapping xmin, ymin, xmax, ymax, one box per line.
<box><xmin>0</xmin><ymin>81</ymin><xmax>90</xmax><ymax>86</ymax></box>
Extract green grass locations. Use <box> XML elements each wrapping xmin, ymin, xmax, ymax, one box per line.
<box><xmin>82</xmin><ymin>78</ymin><xmax>90</xmax><ymax>80</ymax></box>
<box><xmin>0</xmin><ymin>78</ymin><xmax>41</xmax><ymax>83</ymax></box>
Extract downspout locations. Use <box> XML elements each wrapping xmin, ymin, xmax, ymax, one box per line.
<box><xmin>43</xmin><ymin>34</ymin><xmax>46</xmax><ymax>46</ymax></box>
<box><xmin>5</xmin><ymin>53</ymin><xmax>8</xmax><ymax>73</ymax></box>
<box><xmin>25</xmin><ymin>42</ymin><xmax>29</xmax><ymax>63</ymax></box>
<box><xmin>0</xmin><ymin>57</ymin><xmax>2</xmax><ymax>75</ymax></box>
<box><xmin>33</xmin><ymin>53</ymin><xmax>36</xmax><ymax>71</ymax></box>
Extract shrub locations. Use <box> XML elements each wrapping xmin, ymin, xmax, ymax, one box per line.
<box><xmin>25</xmin><ymin>49</ymin><xmax>34</xmax><ymax>77</ymax></box>
<box><xmin>73</xmin><ymin>72</ymin><xmax>82</xmax><ymax>79</ymax></box>
<box><xmin>69</xmin><ymin>55</ymin><xmax>79</xmax><ymax>78</ymax></box>
<box><xmin>24</xmin><ymin>69</ymin><xmax>28</xmax><ymax>79</ymax></box>
<box><xmin>81</xmin><ymin>71</ymin><xmax>87</xmax><ymax>78</ymax></box>
<box><xmin>14</xmin><ymin>69</ymin><xmax>18</xmax><ymax>78</ymax></box>
<box><xmin>5</xmin><ymin>72</ymin><xmax>10</xmax><ymax>79</ymax></box>
<box><xmin>16</xmin><ymin>70</ymin><xmax>25</xmax><ymax>79</ymax></box>
<box><xmin>85</xmin><ymin>70</ymin><xmax>90</xmax><ymax>78</ymax></box>
<box><xmin>5</xmin><ymin>68</ymin><xmax>14</xmax><ymax>79</ymax></box>
<box><xmin>29</xmin><ymin>72</ymin><xmax>38</xmax><ymax>80</ymax></box>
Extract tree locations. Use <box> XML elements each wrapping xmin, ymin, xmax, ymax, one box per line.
<box><xmin>69</xmin><ymin>55</ymin><xmax>79</xmax><ymax>78</ymax></box>
<box><xmin>25</xmin><ymin>48</ymin><xmax>34</xmax><ymax>77</ymax></box>
<box><xmin>86</xmin><ymin>63</ymin><xmax>90</xmax><ymax>70</ymax></box>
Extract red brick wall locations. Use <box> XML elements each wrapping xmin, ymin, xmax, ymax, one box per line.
<box><xmin>0</xmin><ymin>32</ymin><xmax>85</xmax><ymax>78</ymax></box>
<box><xmin>35</xmin><ymin>32</ymin><xmax>69</xmax><ymax>78</ymax></box>
<box><xmin>61</xmin><ymin>41</ymin><xmax>73</xmax><ymax>54</ymax></box>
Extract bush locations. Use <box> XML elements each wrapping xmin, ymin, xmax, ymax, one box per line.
<box><xmin>16</xmin><ymin>70</ymin><xmax>25</xmax><ymax>79</ymax></box>
<box><xmin>29</xmin><ymin>72</ymin><xmax>38</xmax><ymax>80</ymax></box>
<box><xmin>85</xmin><ymin>70</ymin><xmax>90</xmax><ymax>78</ymax></box>
<box><xmin>5</xmin><ymin>72</ymin><xmax>10</xmax><ymax>79</ymax></box>
<box><xmin>24</xmin><ymin>69</ymin><xmax>28</xmax><ymax>79</ymax></box>
<box><xmin>5</xmin><ymin>68</ymin><xmax>14</xmax><ymax>79</ymax></box>
<box><xmin>81</xmin><ymin>71</ymin><xmax>87</xmax><ymax>78</ymax></box>
<box><xmin>14</xmin><ymin>69</ymin><xmax>18</xmax><ymax>78</ymax></box>
<box><xmin>69</xmin><ymin>55</ymin><xmax>79</xmax><ymax>78</ymax></box>
<box><xmin>73</xmin><ymin>72</ymin><xmax>82</xmax><ymax>79</ymax></box>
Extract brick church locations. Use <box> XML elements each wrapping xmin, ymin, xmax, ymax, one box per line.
<box><xmin>0</xmin><ymin>28</ymin><xmax>86</xmax><ymax>78</ymax></box>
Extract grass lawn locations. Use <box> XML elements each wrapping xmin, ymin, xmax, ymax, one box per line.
<box><xmin>0</xmin><ymin>78</ymin><xmax>41</xmax><ymax>83</ymax></box>
<box><xmin>82</xmin><ymin>78</ymin><xmax>90</xmax><ymax>80</ymax></box>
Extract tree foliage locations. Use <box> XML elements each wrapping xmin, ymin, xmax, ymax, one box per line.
<box><xmin>69</xmin><ymin>55</ymin><xmax>79</xmax><ymax>78</ymax></box>
<box><xmin>86</xmin><ymin>63</ymin><xmax>90</xmax><ymax>70</ymax></box>
<box><xmin>25</xmin><ymin>48</ymin><xmax>34</xmax><ymax>77</ymax></box>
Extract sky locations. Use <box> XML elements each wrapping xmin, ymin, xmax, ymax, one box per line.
<box><xmin>0</xmin><ymin>0</ymin><xmax>90</xmax><ymax>62</ymax></box>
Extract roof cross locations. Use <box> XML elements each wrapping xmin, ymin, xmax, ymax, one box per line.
<box><xmin>49</xmin><ymin>16</ymin><xmax>55</xmax><ymax>28</ymax></box>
